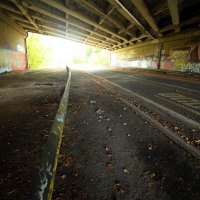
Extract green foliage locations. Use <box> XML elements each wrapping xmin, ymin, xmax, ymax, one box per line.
<box><xmin>88</xmin><ymin>46</ymin><xmax>110</xmax><ymax>66</ymax></box>
<box><xmin>72</xmin><ymin>45</ymin><xmax>110</xmax><ymax>66</ymax></box>
<box><xmin>85</xmin><ymin>46</ymin><xmax>93</xmax><ymax>58</ymax></box>
<box><xmin>26</xmin><ymin>34</ymin><xmax>52</xmax><ymax>69</ymax></box>
<box><xmin>71</xmin><ymin>54</ymin><xmax>86</xmax><ymax>64</ymax></box>
<box><xmin>85</xmin><ymin>46</ymin><xmax>101</xmax><ymax>57</ymax></box>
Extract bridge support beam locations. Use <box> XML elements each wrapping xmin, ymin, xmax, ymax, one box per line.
<box><xmin>0</xmin><ymin>13</ymin><xmax>27</xmax><ymax>73</ymax></box>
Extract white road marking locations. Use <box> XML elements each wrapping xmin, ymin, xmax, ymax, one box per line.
<box><xmin>155</xmin><ymin>95</ymin><xmax>200</xmax><ymax>116</ymax></box>
<box><xmin>158</xmin><ymin>93</ymin><xmax>200</xmax><ymax>110</ymax></box>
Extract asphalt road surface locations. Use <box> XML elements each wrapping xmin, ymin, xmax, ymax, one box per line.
<box><xmin>0</xmin><ymin>68</ymin><xmax>200</xmax><ymax>200</ymax></box>
<box><xmin>54</xmin><ymin>69</ymin><xmax>200</xmax><ymax>200</ymax></box>
<box><xmin>91</xmin><ymin>69</ymin><xmax>200</xmax><ymax>142</ymax></box>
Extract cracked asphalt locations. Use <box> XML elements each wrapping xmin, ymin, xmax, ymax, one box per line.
<box><xmin>0</xmin><ymin>68</ymin><xmax>200</xmax><ymax>200</ymax></box>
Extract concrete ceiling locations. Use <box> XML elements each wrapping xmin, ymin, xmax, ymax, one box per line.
<box><xmin>0</xmin><ymin>0</ymin><xmax>200</xmax><ymax>50</ymax></box>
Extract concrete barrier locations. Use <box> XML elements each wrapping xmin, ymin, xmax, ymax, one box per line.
<box><xmin>29</xmin><ymin>67</ymin><xmax>71</xmax><ymax>200</ymax></box>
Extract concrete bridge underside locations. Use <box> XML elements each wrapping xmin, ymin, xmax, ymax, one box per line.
<box><xmin>0</xmin><ymin>0</ymin><xmax>200</xmax><ymax>73</ymax></box>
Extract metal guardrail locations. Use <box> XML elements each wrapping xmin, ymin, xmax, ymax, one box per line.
<box><xmin>29</xmin><ymin>67</ymin><xmax>71</xmax><ymax>200</ymax></box>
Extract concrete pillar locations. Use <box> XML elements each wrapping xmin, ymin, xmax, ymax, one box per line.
<box><xmin>0</xmin><ymin>18</ymin><xmax>27</xmax><ymax>73</ymax></box>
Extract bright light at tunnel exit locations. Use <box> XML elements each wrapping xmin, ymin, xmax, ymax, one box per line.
<box><xmin>27</xmin><ymin>33</ymin><xmax>110</xmax><ymax>71</ymax></box>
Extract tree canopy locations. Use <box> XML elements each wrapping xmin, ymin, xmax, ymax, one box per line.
<box><xmin>26</xmin><ymin>34</ymin><xmax>52</xmax><ymax>69</ymax></box>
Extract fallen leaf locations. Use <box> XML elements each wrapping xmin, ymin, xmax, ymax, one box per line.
<box><xmin>144</xmin><ymin>171</ymin><xmax>151</xmax><ymax>175</ymax></box>
<box><xmin>106</xmin><ymin>162</ymin><xmax>115</xmax><ymax>170</ymax></box>
<box><xmin>61</xmin><ymin>174</ymin><xmax>67</xmax><ymax>179</ymax></box>
<box><xmin>123</xmin><ymin>169</ymin><xmax>129</xmax><ymax>173</ymax></box>
<box><xmin>106</xmin><ymin>152</ymin><xmax>112</xmax><ymax>157</ymax></box>
<box><xmin>105</xmin><ymin>117</ymin><xmax>110</xmax><ymax>121</ymax></box>
<box><xmin>196</xmin><ymin>166</ymin><xmax>200</xmax><ymax>171</ymax></box>
<box><xmin>90</xmin><ymin>100</ymin><xmax>96</xmax><ymax>104</ymax></box>
<box><xmin>114</xmin><ymin>180</ymin><xmax>121</xmax><ymax>188</ymax></box>
<box><xmin>73</xmin><ymin>172</ymin><xmax>79</xmax><ymax>177</ymax></box>
<box><xmin>194</xmin><ymin>140</ymin><xmax>200</xmax><ymax>145</ymax></box>
<box><xmin>73</xmin><ymin>111</ymin><xmax>77</xmax><ymax>115</ymax></box>
<box><xmin>119</xmin><ymin>189</ymin><xmax>125</xmax><ymax>193</ymax></box>
<box><xmin>148</xmin><ymin>144</ymin><xmax>153</xmax><ymax>150</ymax></box>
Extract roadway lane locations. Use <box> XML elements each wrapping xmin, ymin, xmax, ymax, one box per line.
<box><xmin>92</xmin><ymin>70</ymin><xmax>200</xmax><ymax>99</ymax></box>
<box><xmin>89</xmin><ymin>69</ymin><xmax>200</xmax><ymax>149</ymax></box>
<box><xmin>92</xmin><ymin>69</ymin><xmax>200</xmax><ymax>117</ymax></box>
<box><xmin>106</xmin><ymin>70</ymin><xmax>200</xmax><ymax>94</ymax></box>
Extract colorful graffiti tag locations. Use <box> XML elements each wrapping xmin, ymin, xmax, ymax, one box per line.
<box><xmin>160</xmin><ymin>55</ymin><xmax>172</xmax><ymax>70</ymax></box>
<box><xmin>0</xmin><ymin>48</ymin><xmax>27</xmax><ymax>73</ymax></box>
<box><xmin>171</xmin><ymin>48</ymin><xmax>190</xmax><ymax>70</ymax></box>
<box><xmin>161</xmin><ymin>44</ymin><xmax>200</xmax><ymax>72</ymax></box>
<box><xmin>10</xmin><ymin>51</ymin><xmax>27</xmax><ymax>71</ymax></box>
<box><xmin>111</xmin><ymin>44</ymin><xmax>200</xmax><ymax>73</ymax></box>
<box><xmin>111</xmin><ymin>54</ymin><xmax>159</xmax><ymax>69</ymax></box>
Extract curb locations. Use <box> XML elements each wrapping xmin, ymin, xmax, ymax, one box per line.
<box><xmin>87</xmin><ymin>72</ymin><xmax>200</xmax><ymax>160</ymax></box>
<box><xmin>119</xmin><ymin>97</ymin><xmax>200</xmax><ymax>160</ymax></box>
<box><xmin>29</xmin><ymin>67</ymin><xmax>71</xmax><ymax>200</ymax></box>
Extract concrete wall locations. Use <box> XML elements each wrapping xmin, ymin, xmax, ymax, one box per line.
<box><xmin>0</xmin><ymin>18</ymin><xmax>27</xmax><ymax>73</ymax></box>
<box><xmin>111</xmin><ymin>30</ymin><xmax>200</xmax><ymax>73</ymax></box>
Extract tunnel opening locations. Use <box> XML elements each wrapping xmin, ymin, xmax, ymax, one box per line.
<box><xmin>26</xmin><ymin>32</ymin><xmax>110</xmax><ymax>71</ymax></box>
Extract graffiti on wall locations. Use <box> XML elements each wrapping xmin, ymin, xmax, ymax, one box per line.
<box><xmin>11</xmin><ymin>51</ymin><xmax>27</xmax><ymax>70</ymax></box>
<box><xmin>17</xmin><ymin>44</ymin><xmax>25</xmax><ymax>53</ymax></box>
<box><xmin>171</xmin><ymin>47</ymin><xmax>190</xmax><ymax>70</ymax></box>
<box><xmin>0</xmin><ymin>48</ymin><xmax>27</xmax><ymax>73</ymax></box>
<box><xmin>111</xmin><ymin>54</ymin><xmax>159</xmax><ymax>69</ymax></box>
<box><xmin>111</xmin><ymin>44</ymin><xmax>200</xmax><ymax>73</ymax></box>
<box><xmin>0</xmin><ymin>49</ymin><xmax>10</xmax><ymax>73</ymax></box>
<box><xmin>160</xmin><ymin>55</ymin><xmax>172</xmax><ymax>70</ymax></box>
<box><xmin>161</xmin><ymin>44</ymin><xmax>200</xmax><ymax>72</ymax></box>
